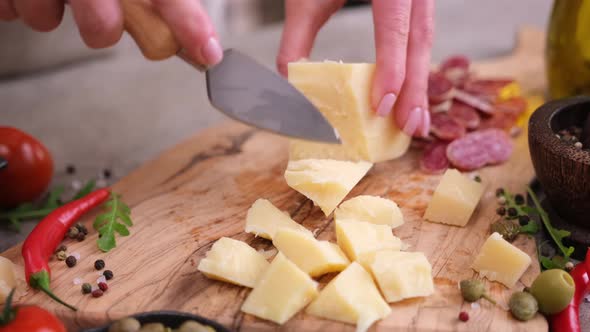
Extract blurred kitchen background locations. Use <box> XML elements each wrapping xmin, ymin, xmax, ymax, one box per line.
<box><xmin>1</xmin><ymin>0</ymin><xmax>552</xmax><ymax>244</ymax></box>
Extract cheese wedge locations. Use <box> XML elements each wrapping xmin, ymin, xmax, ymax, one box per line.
<box><xmin>364</xmin><ymin>250</ymin><xmax>434</xmax><ymax>303</ymax></box>
<box><xmin>335</xmin><ymin>195</ymin><xmax>404</xmax><ymax>228</ymax></box>
<box><xmin>245</xmin><ymin>199</ymin><xmax>312</xmax><ymax>240</ymax></box>
<box><xmin>423</xmin><ymin>169</ymin><xmax>484</xmax><ymax>227</ymax></box>
<box><xmin>197</xmin><ymin>237</ymin><xmax>269</xmax><ymax>288</ymax></box>
<box><xmin>284</xmin><ymin>159</ymin><xmax>373</xmax><ymax>216</ymax></box>
<box><xmin>0</xmin><ymin>256</ymin><xmax>18</xmax><ymax>303</ymax></box>
<box><xmin>306</xmin><ymin>262</ymin><xmax>391</xmax><ymax>332</ymax></box>
<box><xmin>273</xmin><ymin>229</ymin><xmax>350</xmax><ymax>277</ymax></box>
<box><xmin>287</xmin><ymin>62</ymin><xmax>411</xmax><ymax>162</ymax></box>
<box><xmin>335</xmin><ymin>219</ymin><xmax>402</xmax><ymax>262</ymax></box>
<box><xmin>241</xmin><ymin>253</ymin><xmax>318</xmax><ymax>324</ymax></box>
<box><xmin>471</xmin><ymin>232</ymin><xmax>532</xmax><ymax>288</ymax></box>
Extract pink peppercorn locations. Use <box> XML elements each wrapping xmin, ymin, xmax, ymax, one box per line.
<box><xmin>459</xmin><ymin>311</ymin><xmax>469</xmax><ymax>322</ymax></box>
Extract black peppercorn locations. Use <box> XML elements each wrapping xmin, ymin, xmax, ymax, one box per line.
<box><xmin>55</xmin><ymin>244</ymin><xmax>67</xmax><ymax>253</ymax></box>
<box><xmin>76</xmin><ymin>232</ymin><xmax>86</xmax><ymax>242</ymax></box>
<box><xmin>474</xmin><ymin>175</ymin><xmax>482</xmax><ymax>183</ymax></box>
<box><xmin>82</xmin><ymin>283</ymin><xmax>92</xmax><ymax>294</ymax></box>
<box><xmin>94</xmin><ymin>259</ymin><xmax>105</xmax><ymax>270</ymax></box>
<box><xmin>66</xmin><ymin>164</ymin><xmax>76</xmax><ymax>175</ymax></box>
<box><xmin>67</xmin><ymin>226</ymin><xmax>79</xmax><ymax>239</ymax></box>
<box><xmin>496</xmin><ymin>207</ymin><xmax>506</xmax><ymax>216</ymax></box>
<box><xmin>514</xmin><ymin>194</ymin><xmax>525</xmax><ymax>205</ymax></box>
<box><xmin>65</xmin><ymin>256</ymin><xmax>77</xmax><ymax>268</ymax></box>
<box><xmin>75</xmin><ymin>223</ymin><xmax>88</xmax><ymax>235</ymax></box>
<box><xmin>507</xmin><ymin>207</ymin><xmax>518</xmax><ymax>217</ymax></box>
<box><xmin>92</xmin><ymin>289</ymin><xmax>104</xmax><ymax>298</ymax></box>
<box><xmin>103</xmin><ymin>270</ymin><xmax>114</xmax><ymax>280</ymax></box>
<box><xmin>495</xmin><ymin>188</ymin><xmax>505</xmax><ymax>197</ymax></box>
<box><xmin>518</xmin><ymin>215</ymin><xmax>530</xmax><ymax>226</ymax></box>
<box><xmin>103</xmin><ymin>169</ymin><xmax>112</xmax><ymax>179</ymax></box>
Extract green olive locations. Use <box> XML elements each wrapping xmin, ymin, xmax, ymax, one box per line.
<box><xmin>530</xmin><ymin>269</ymin><xmax>575</xmax><ymax>314</ymax></box>
<box><xmin>178</xmin><ymin>320</ymin><xmax>215</xmax><ymax>332</ymax></box>
<box><xmin>108</xmin><ymin>318</ymin><xmax>141</xmax><ymax>332</ymax></box>
<box><xmin>509</xmin><ymin>291</ymin><xmax>538</xmax><ymax>321</ymax></box>
<box><xmin>139</xmin><ymin>323</ymin><xmax>167</xmax><ymax>332</ymax></box>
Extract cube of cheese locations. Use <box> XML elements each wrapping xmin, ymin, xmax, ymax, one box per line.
<box><xmin>335</xmin><ymin>195</ymin><xmax>404</xmax><ymax>228</ymax></box>
<box><xmin>306</xmin><ymin>262</ymin><xmax>391</xmax><ymax>332</ymax></box>
<box><xmin>197</xmin><ymin>237</ymin><xmax>269</xmax><ymax>288</ymax></box>
<box><xmin>335</xmin><ymin>219</ymin><xmax>402</xmax><ymax>262</ymax></box>
<box><xmin>287</xmin><ymin>62</ymin><xmax>411</xmax><ymax>162</ymax></box>
<box><xmin>284</xmin><ymin>159</ymin><xmax>373</xmax><ymax>216</ymax></box>
<box><xmin>471</xmin><ymin>232</ymin><xmax>532</xmax><ymax>288</ymax></box>
<box><xmin>364</xmin><ymin>250</ymin><xmax>434</xmax><ymax>303</ymax></box>
<box><xmin>423</xmin><ymin>169</ymin><xmax>484</xmax><ymax>227</ymax></box>
<box><xmin>241</xmin><ymin>253</ymin><xmax>318</xmax><ymax>324</ymax></box>
<box><xmin>245</xmin><ymin>199</ymin><xmax>312</xmax><ymax>240</ymax></box>
<box><xmin>273</xmin><ymin>229</ymin><xmax>350</xmax><ymax>277</ymax></box>
<box><xmin>0</xmin><ymin>256</ymin><xmax>19</xmax><ymax>303</ymax></box>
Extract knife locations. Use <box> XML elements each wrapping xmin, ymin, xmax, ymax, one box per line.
<box><xmin>121</xmin><ymin>0</ymin><xmax>340</xmax><ymax>144</ymax></box>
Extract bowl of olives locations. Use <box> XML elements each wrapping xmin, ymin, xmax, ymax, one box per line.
<box><xmin>84</xmin><ymin>311</ymin><xmax>230</xmax><ymax>332</ymax></box>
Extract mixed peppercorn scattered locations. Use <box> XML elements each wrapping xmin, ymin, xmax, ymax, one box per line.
<box><xmin>556</xmin><ymin>126</ymin><xmax>588</xmax><ymax>151</ymax></box>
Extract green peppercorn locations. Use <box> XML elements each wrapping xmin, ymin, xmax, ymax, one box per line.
<box><xmin>103</xmin><ymin>270</ymin><xmax>114</xmax><ymax>280</ymax></box>
<box><xmin>507</xmin><ymin>207</ymin><xmax>518</xmax><ymax>217</ymax></box>
<box><xmin>82</xmin><ymin>283</ymin><xmax>92</xmax><ymax>294</ymax></box>
<box><xmin>95</xmin><ymin>259</ymin><xmax>105</xmax><ymax>270</ymax></box>
<box><xmin>495</xmin><ymin>188</ymin><xmax>505</xmax><ymax>197</ymax></box>
<box><xmin>460</xmin><ymin>279</ymin><xmax>496</xmax><ymax>304</ymax></box>
<box><xmin>65</xmin><ymin>255</ymin><xmax>77</xmax><ymax>268</ymax></box>
<box><xmin>509</xmin><ymin>291</ymin><xmax>538</xmax><ymax>321</ymax></box>
<box><xmin>67</xmin><ymin>226</ymin><xmax>79</xmax><ymax>239</ymax></box>
<box><xmin>178</xmin><ymin>320</ymin><xmax>215</xmax><ymax>332</ymax></box>
<box><xmin>108</xmin><ymin>317</ymin><xmax>141</xmax><ymax>332</ymax></box>
<box><xmin>514</xmin><ymin>194</ymin><xmax>525</xmax><ymax>205</ymax></box>
<box><xmin>55</xmin><ymin>244</ymin><xmax>67</xmax><ymax>253</ymax></box>
<box><xmin>56</xmin><ymin>251</ymin><xmax>67</xmax><ymax>261</ymax></box>
<box><xmin>496</xmin><ymin>207</ymin><xmax>506</xmax><ymax>216</ymax></box>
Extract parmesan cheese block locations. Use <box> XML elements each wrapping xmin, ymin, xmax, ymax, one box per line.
<box><xmin>471</xmin><ymin>232</ymin><xmax>532</xmax><ymax>288</ymax></box>
<box><xmin>364</xmin><ymin>250</ymin><xmax>434</xmax><ymax>302</ymax></box>
<box><xmin>335</xmin><ymin>219</ymin><xmax>402</xmax><ymax>262</ymax></box>
<box><xmin>335</xmin><ymin>195</ymin><xmax>404</xmax><ymax>228</ymax></box>
<box><xmin>241</xmin><ymin>253</ymin><xmax>318</xmax><ymax>324</ymax></box>
<box><xmin>273</xmin><ymin>229</ymin><xmax>349</xmax><ymax>277</ymax></box>
<box><xmin>423</xmin><ymin>169</ymin><xmax>484</xmax><ymax>227</ymax></box>
<box><xmin>284</xmin><ymin>159</ymin><xmax>373</xmax><ymax>216</ymax></box>
<box><xmin>197</xmin><ymin>237</ymin><xmax>269</xmax><ymax>288</ymax></box>
<box><xmin>0</xmin><ymin>256</ymin><xmax>19</xmax><ymax>303</ymax></box>
<box><xmin>245</xmin><ymin>199</ymin><xmax>312</xmax><ymax>240</ymax></box>
<box><xmin>287</xmin><ymin>62</ymin><xmax>411</xmax><ymax>162</ymax></box>
<box><xmin>306</xmin><ymin>262</ymin><xmax>391</xmax><ymax>332</ymax></box>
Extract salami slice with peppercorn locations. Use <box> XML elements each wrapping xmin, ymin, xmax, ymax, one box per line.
<box><xmin>448</xmin><ymin>101</ymin><xmax>481</xmax><ymax>129</ymax></box>
<box><xmin>420</xmin><ymin>141</ymin><xmax>450</xmax><ymax>174</ymax></box>
<box><xmin>439</xmin><ymin>55</ymin><xmax>470</xmax><ymax>86</ymax></box>
<box><xmin>430</xmin><ymin>112</ymin><xmax>466</xmax><ymax>141</ymax></box>
<box><xmin>428</xmin><ymin>72</ymin><xmax>454</xmax><ymax>104</ymax></box>
<box><xmin>446</xmin><ymin>129</ymin><xmax>513</xmax><ymax>171</ymax></box>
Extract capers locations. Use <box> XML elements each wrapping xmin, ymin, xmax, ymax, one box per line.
<box><xmin>108</xmin><ymin>317</ymin><xmax>141</xmax><ymax>332</ymax></box>
<box><xmin>530</xmin><ymin>269</ymin><xmax>575</xmax><ymax>314</ymax></box>
<box><xmin>177</xmin><ymin>321</ymin><xmax>215</xmax><ymax>332</ymax></box>
<box><xmin>509</xmin><ymin>291</ymin><xmax>538</xmax><ymax>321</ymax></box>
<box><xmin>139</xmin><ymin>323</ymin><xmax>166</xmax><ymax>332</ymax></box>
<box><xmin>460</xmin><ymin>279</ymin><xmax>496</xmax><ymax>304</ymax></box>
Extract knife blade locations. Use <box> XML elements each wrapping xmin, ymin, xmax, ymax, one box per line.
<box><xmin>121</xmin><ymin>0</ymin><xmax>339</xmax><ymax>143</ymax></box>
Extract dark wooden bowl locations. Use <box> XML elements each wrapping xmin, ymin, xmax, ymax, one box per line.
<box><xmin>529</xmin><ymin>96</ymin><xmax>590</xmax><ymax>227</ymax></box>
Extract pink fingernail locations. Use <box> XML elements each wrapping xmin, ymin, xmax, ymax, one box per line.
<box><xmin>402</xmin><ymin>108</ymin><xmax>421</xmax><ymax>136</ymax></box>
<box><xmin>376</xmin><ymin>93</ymin><xmax>396</xmax><ymax>117</ymax></box>
<box><xmin>201</xmin><ymin>37</ymin><xmax>223</xmax><ymax>65</ymax></box>
<box><xmin>420</xmin><ymin>109</ymin><xmax>431</xmax><ymax>137</ymax></box>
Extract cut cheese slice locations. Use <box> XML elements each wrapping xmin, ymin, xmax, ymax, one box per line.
<box><xmin>335</xmin><ymin>195</ymin><xmax>404</xmax><ymax>228</ymax></box>
<box><xmin>245</xmin><ymin>199</ymin><xmax>312</xmax><ymax>240</ymax></box>
<box><xmin>0</xmin><ymin>256</ymin><xmax>19</xmax><ymax>303</ymax></box>
<box><xmin>306</xmin><ymin>262</ymin><xmax>391</xmax><ymax>332</ymax></box>
<box><xmin>423</xmin><ymin>168</ymin><xmax>484</xmax><ymax>227</ymax></box>
<box><xmin>284</xmin><ymin>159</ymin><xmax>373</xmax><ymax>216</ymax></box>
<box><xmin>471</xmin><ymin>232</ymin><xmax>532</xmax><ymax>288</ymax></box>
<box><xmin>273</xmin><ymin>228</ymin><xmax>349</xmax><ymax>277</ymax></box>
<box><xmin>287</xmin><ymin>62</ymin><xmax>411</xmax><ymax>162</ymax></box>
<box><xmin>241</xmin><ymin>253</ymin><xmax>318</xmax><ymax>324</ymax></box>
<box><xmin>197</xmin><ymin>237</ymin><xmax>269</xmax><ymax>288</ymax></box>
<box><xmin>335</xmin><ymin>219</ymin><xmax>402</xmax><ymax>262</ymax></box>
<box><xmin>364</xmin><ymin>250</ymin><xmax>434</xmax><ymax>303</ymax></box>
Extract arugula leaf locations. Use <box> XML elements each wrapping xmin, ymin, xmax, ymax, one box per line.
<box><xmin>528</xmin><ymin>187</ymin><xmax>574</xmax><ymax>259</ymax></box>
<box><xmin>519</xmin><ymin>220</ymin><xmax>539</xmax><ymax>234</ymax></box>
<box><xmin>93</xmin><ymin>193</ymin><xmax>132</xmax><ymax>252</ymax></box>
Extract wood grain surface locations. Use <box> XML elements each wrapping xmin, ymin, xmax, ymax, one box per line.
<box><xmin>3</xmin><ymin>27</ymin><xmax>548</xmax><ymax>332</ymax></box>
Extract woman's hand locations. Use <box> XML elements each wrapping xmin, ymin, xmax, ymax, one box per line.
<box><xmin>277</xmin><ymin>0</ymin><xmax>434</xmax><ymax>137</ymax></box>
<box><xmin>0</xmin><ymin>0</ymin><xmax>223</xmax><ymax>66</ymax></box>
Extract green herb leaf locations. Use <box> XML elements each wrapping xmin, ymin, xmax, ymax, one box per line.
<box><xmin>72</xmin><ymin>180</ymin><xmax>95</xmax><ymax>201</ymax></box>
<box><xmin>42</xmin><ymin>186</ymin><xmax>64</xmax><ymax>209</ymax></box>
<box><xmin>93</xmin><ymin>193</ymin><xmax>133</xmax><ymax>252</ymax></box>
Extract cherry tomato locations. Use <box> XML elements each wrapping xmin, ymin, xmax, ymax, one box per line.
<box><xmin>0</xmin><ymin>305</ymin><xmax>66</xmax><ymax>332</ymax></box>
<box><xmin>0</xmin><ymin>127</ymin><xmax>53</xmax><ymax>208</ymax></box>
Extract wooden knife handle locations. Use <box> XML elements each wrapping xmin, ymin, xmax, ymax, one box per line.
<box><xmin>120</xmin><ymin>0</ymin><xmax>180</xmax><ymax>60</ymax></box>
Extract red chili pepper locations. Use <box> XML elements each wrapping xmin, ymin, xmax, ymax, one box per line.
<box><xmin>22</xmin><ymin>188</ymin><xmax>110</xmax><ymax>311</ymax></box>
<box><xmin>551</xmin><ymin>249</ymin><xmax>590</xmax><ymax>332</ymax></box>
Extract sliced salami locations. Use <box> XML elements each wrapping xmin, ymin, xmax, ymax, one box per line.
<box><xmin>431</xmin><ymin>99</ymin><xmax>452</xmax><ymax>113</ymax></box>
<box><xmin>439</xmin><ymin>55</ymin><xmax>470</xmax><ymax>86</ymax></box>
<box><xmin>446</xmin><ymin>129</ymin><xmax>513</xmax><ymax>171</ymax></box>
<box><xmin>420</xmin><ymin>141</ymin><xmax>450</xmax><ymax>174</ymax></box>
<box><xmin>448</xmin><ymin>101</ymin><xmax>481</xmax><ymax>129</ymax></box>
<box><xmin>428</xmin><ymin>72</ymin><xmax>454</xmax><ymax>104</ymax></box>
<box><xmin>453</xmin><ymin>89</ymin><xmax>494</xmax><ymax>114</ymax></box>
<box><xmin>430</xmin><ymin>112</ymin><xmax>466</xmax><ymax>141</ymax></box>
<box><xmin>462</xmin><ymin>78</ymin><xmax>514</xmax><ymax>101</ymax></box>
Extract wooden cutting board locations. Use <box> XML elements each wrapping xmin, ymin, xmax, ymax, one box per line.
<box><xmin>3</xmin><ymin>27</ymin><xmax>548</xmax><ymax>332</ymax></box>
